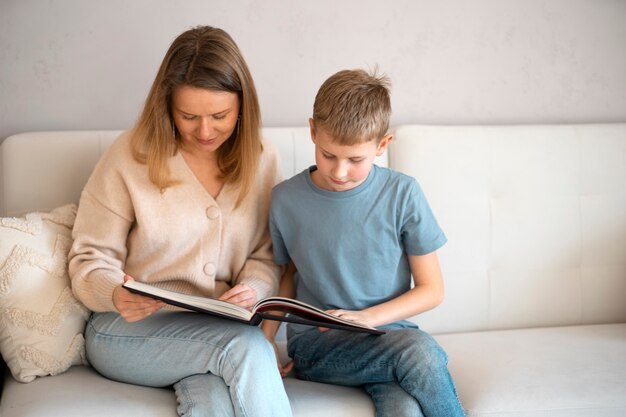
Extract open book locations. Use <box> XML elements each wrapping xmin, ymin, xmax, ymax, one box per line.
<box><xmin>123</xmin><ymin>280</ymin><xmax>384</xmax><ymax>335</ymax></box>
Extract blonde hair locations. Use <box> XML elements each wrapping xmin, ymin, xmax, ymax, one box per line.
<box><xmin>312</xmin><ymin>68</ymin><xmax>391</xmax><ymax>145</ymax></box>
<box><xmin>130</xmin><ymin>26</ymin><xmax>262</xmax><ymax>206</ymax></box>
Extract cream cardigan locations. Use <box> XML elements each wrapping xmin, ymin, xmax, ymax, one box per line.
<box><xmin>69</xmin><ymin>131</ymin><xmax>282</xmax><ymax>312</ymax></box>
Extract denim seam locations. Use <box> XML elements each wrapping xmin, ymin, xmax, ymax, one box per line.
<box><xmin>294</xmin><ymin>354</ymin><xmax>391</xmax><ymax>371</ymax></box>
<box><xmin>223</xmin><ymin>348</ymin><xmax>248</xmax><ymax>417</ymax></box>
<box><xmin>176</xmin><ymin>380</ymin><xmax>195</xmax><ymax>416</ymax></box>
<box><xmin>91</xmin><ymin>324</ymin><xmax>251</xmax><ymax>416</ymax></box>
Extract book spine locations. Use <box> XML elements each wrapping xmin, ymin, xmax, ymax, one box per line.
<box><xmin>249</xmin><ymin>314</ymin><xmax>263</xmax><ymax>326</ymax></box>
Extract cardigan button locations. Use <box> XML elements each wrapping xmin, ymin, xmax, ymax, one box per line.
<box><xmin>206</xmin><ymin>206</ymin><xmax>220</xmax><ymax>219</ymax></box>
<box><xmin>203</xmin><ymin>262</ymin><xmax>216</xmax><ymax>277</ymax></box>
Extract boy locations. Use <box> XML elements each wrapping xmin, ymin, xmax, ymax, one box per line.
<box><xmin>262</xmin><ymin>69</ymin><xmax>465</xmax><ymax>417</ymax></box>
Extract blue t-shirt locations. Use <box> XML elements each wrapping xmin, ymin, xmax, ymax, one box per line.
<box><xmin>269</xmin><ymin>165</ymin><xmax>447</xmax><ymax>339</ymax></box>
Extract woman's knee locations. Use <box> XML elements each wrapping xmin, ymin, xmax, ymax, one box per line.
<box><xmin>175</xmin><ymin>374</ymin><xmax>235</xmax><ymax>417</ymax></box>
<box><xmin>223</xmin><ymin>325</ymin><xmax>274</xmax><ymax>359</ymax></box>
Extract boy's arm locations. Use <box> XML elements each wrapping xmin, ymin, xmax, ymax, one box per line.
<box><xmin>261</xmin><ymin>261</ymin><xmax>296</xmax><ymax>339</ymax></box>
<box><xmin>326</xmin><ymin>251</ymin><xmax>445</xmax><ymax>328</ymax></box>
<box><xmin>261</xmin><ymin>261</ymin><xmax>296</xmax><ymax>378</ymax></box>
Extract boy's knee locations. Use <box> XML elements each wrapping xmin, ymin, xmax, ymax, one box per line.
<box><xmin>394</xmin><ymin>329</ymin><xmax>448</xmax><ymax>367</ymax></box>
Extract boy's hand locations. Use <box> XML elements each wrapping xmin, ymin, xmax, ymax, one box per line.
<box><xmin>264</xmin><ymin>335</ymin><xmax>294</xmax><ymax>378</ymax></box>
<box><xmin>218</xmin><ymin>284</ymin><xmax>257</xmax><ymax>309</ymax></box>
<box><xmin>322</xmin><ymin>309</ymin><xmax>373</xmax><ymax>331</ymax></box>
<box><xmin>113</xmin><ymin>275</ymin><xmax>166</xmax><ymax>322</ymax></box>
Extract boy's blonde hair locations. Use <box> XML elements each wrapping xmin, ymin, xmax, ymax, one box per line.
<box><xmin>312</xmin><ymin>68</ymin><xmax>391</xmax><ymax>145</ymax></box>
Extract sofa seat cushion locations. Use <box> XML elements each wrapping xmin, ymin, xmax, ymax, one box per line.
<box><xmin>440</xmin><ymin>323</ymin><xmax>626</xmax><ymax>417</ymax></box>
<box><xmin>2</xmin><ymin>323</ymin><xmax>624</xmax><ymax>417</ymax></box>
<box><xmin>0</xmin><ymin>361</ymin><xmax>374</xmax><ymax>417</ymax></box>
<box><xmin>0</xmin><ymin>365</ymin><xmax>177</xmax><ymax>417</ymax></box>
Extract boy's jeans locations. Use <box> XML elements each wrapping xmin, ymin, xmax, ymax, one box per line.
<box><xmin>86</xmin><ymin>311</ymin><xmax>292</xmax><ymax>417</ymax></box>
<box><xmin>288</xmin><ymin>325</ymin><xmax>465</xmax><ymax>417</ymax></box>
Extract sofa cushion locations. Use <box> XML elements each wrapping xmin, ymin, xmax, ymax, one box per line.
<box><xmin>0</xmin><ymin>205</ymin><xmax>90</xmax><ymax>383</ymax></box>
<box><xmin>0</xmin><ymin>366</ymin><xmax>177</xmax><ymax>417</ymax></box>
<box><xmin>441</xmin><ymin>323</ymin><xmax>626</xmax><ymax>417</ymax></box>
<box><xmin>0</xmin><ymin>364</ymin><xmax>375</xmax><ymax>417</ymax></box>
<box><xmin>3</xmin><ymin>324</ymin><xmax>624</xmax><ymax>417</ymax></box>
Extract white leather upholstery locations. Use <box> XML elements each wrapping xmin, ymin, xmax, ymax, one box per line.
<box><xmin>390</xmin><ymin>124</ymin><xmax>626</xmax><ymax>334</ymax></box>
<box><xmin>4</xmin><ymin>325</ymin><xmax>625</xmax><ymax>417</ymax></box>
<box><xmin>0</xmin><ymin>128</ymin><xmax>387</xmax><ymax>217</ymax></box>
<box><xmin>441</xmin><ymin>324</ymin><xmax>626</xmax><ymax>417</ymax></box>
<box><xmin>0</xmin><ymin>125</ymin><xmax>624</xmax><ymax>417</ymax></box>
<box><xmin>1</xmin><ymin>361</ymin><xmax>376</xmax><ymax>417</ymax></box>
<box><xmin>0</xmin><ymin>131</ymin><xmax>121</xmax><ymax>217</ymax></box>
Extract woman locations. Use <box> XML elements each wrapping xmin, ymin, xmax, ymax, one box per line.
<box><xmin>69</xmin><ymin>26</ymin><xmax>292</xmax><ymax>417</ymax></box>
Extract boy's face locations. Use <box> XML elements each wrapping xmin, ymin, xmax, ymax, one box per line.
<box><xmin>309</xmin><ymin>119</ymin><xmax>392</xmax><ymax>192</ymax></box>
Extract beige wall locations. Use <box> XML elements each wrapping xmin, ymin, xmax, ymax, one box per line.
<box><xmin>1</xmin><ymin>0</ymin><xmax>625</xmax><ymax>141</ymax></box>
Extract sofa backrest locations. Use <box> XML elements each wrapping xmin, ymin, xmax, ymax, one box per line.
<box><xmin>1</xmin><ymin>125</ymin><xmax>623</xmax><ymax>335</ymax></box>
<box><xmin>390</xmin><ymin>124</ymin><xmax>626</xmax><ymax>334</ymax></box>
<box><xmin>0</xmin><ymin>128</ymin><xmax>387</xmax><ymax>217</ymax></box>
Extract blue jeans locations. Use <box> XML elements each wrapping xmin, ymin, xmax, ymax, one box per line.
<box><xmin>86</xmin><ymin>311</ymin><xmax>292</xmax><ymax>417</ymax></box>
<box><xmin>288</xmin><ymin>325</ymin><xmax>465</xmax><ymax>417</ymax></box>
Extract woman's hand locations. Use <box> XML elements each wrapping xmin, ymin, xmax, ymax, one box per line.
<box><xmin>218</xmin><ymin>283</ymin><xmax>257</xmax><ymax>309</ymax></box>
<box><xmin>113</xmin><ymin>275</ymin><xmax>165</xmax><ymax>322</ymax></box>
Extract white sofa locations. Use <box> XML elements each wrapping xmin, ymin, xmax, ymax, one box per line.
<box><xmin>1</xmin><ymin>124</ymin><xmax>625</xmax><ymax>417</ymax></box>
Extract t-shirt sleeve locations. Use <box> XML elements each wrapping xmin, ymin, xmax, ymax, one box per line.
<box><xmin>400</xmin><ymin>180</ymin><xmax>447</xmax><ymax>256</ymax></box>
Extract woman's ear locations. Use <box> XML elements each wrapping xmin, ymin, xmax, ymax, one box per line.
<box><xmin>376</xmin><ymin>133</ymin><xmax>393</xmax><ymax>156</ymax></box>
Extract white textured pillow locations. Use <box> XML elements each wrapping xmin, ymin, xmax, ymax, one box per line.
<box><xmin>0</xmin><ymin>204</ymin><xmax>90</xmax><ymax>383</ymax></box>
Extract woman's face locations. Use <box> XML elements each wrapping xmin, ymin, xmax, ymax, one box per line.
<box><xmin>171</xmin><ymin>85</ymin><xmax>240</xmax><ymax>157</ymax></box>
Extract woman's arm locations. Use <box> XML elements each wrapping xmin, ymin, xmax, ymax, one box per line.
<box><xmin>224</xmin><ymin>229</ymin><xmax>282</xmax><ymax>307</ymax></box>
<box><xmin>226</xmin><ymin>141</ymin><xmax>283</xmax><ymax>304</ymax></box>
<box><xmin>69</xmin><ymin>133</ymin><xmax>140</xmax><ymax>313</ymax></box>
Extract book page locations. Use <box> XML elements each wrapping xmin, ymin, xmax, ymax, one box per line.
<box><xmin>254</xmin><ymin>297</ymin><xmax>379</xmax><ymax>332</ymax></box>
<box><xmin>123</xmin><ymin>280</ymin><xmax>253</xmax><ymax>321</ymax></box>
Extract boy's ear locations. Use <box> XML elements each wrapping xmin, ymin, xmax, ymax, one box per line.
<box><xmin>376</xmin><ymin>133</ymin><xmax>393</xmax><ymax>156</ymax></box>
<box><xmin>309</xmin><ymin>118</ymin><xmax>317</xmax><ymax>143</ymax></box>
